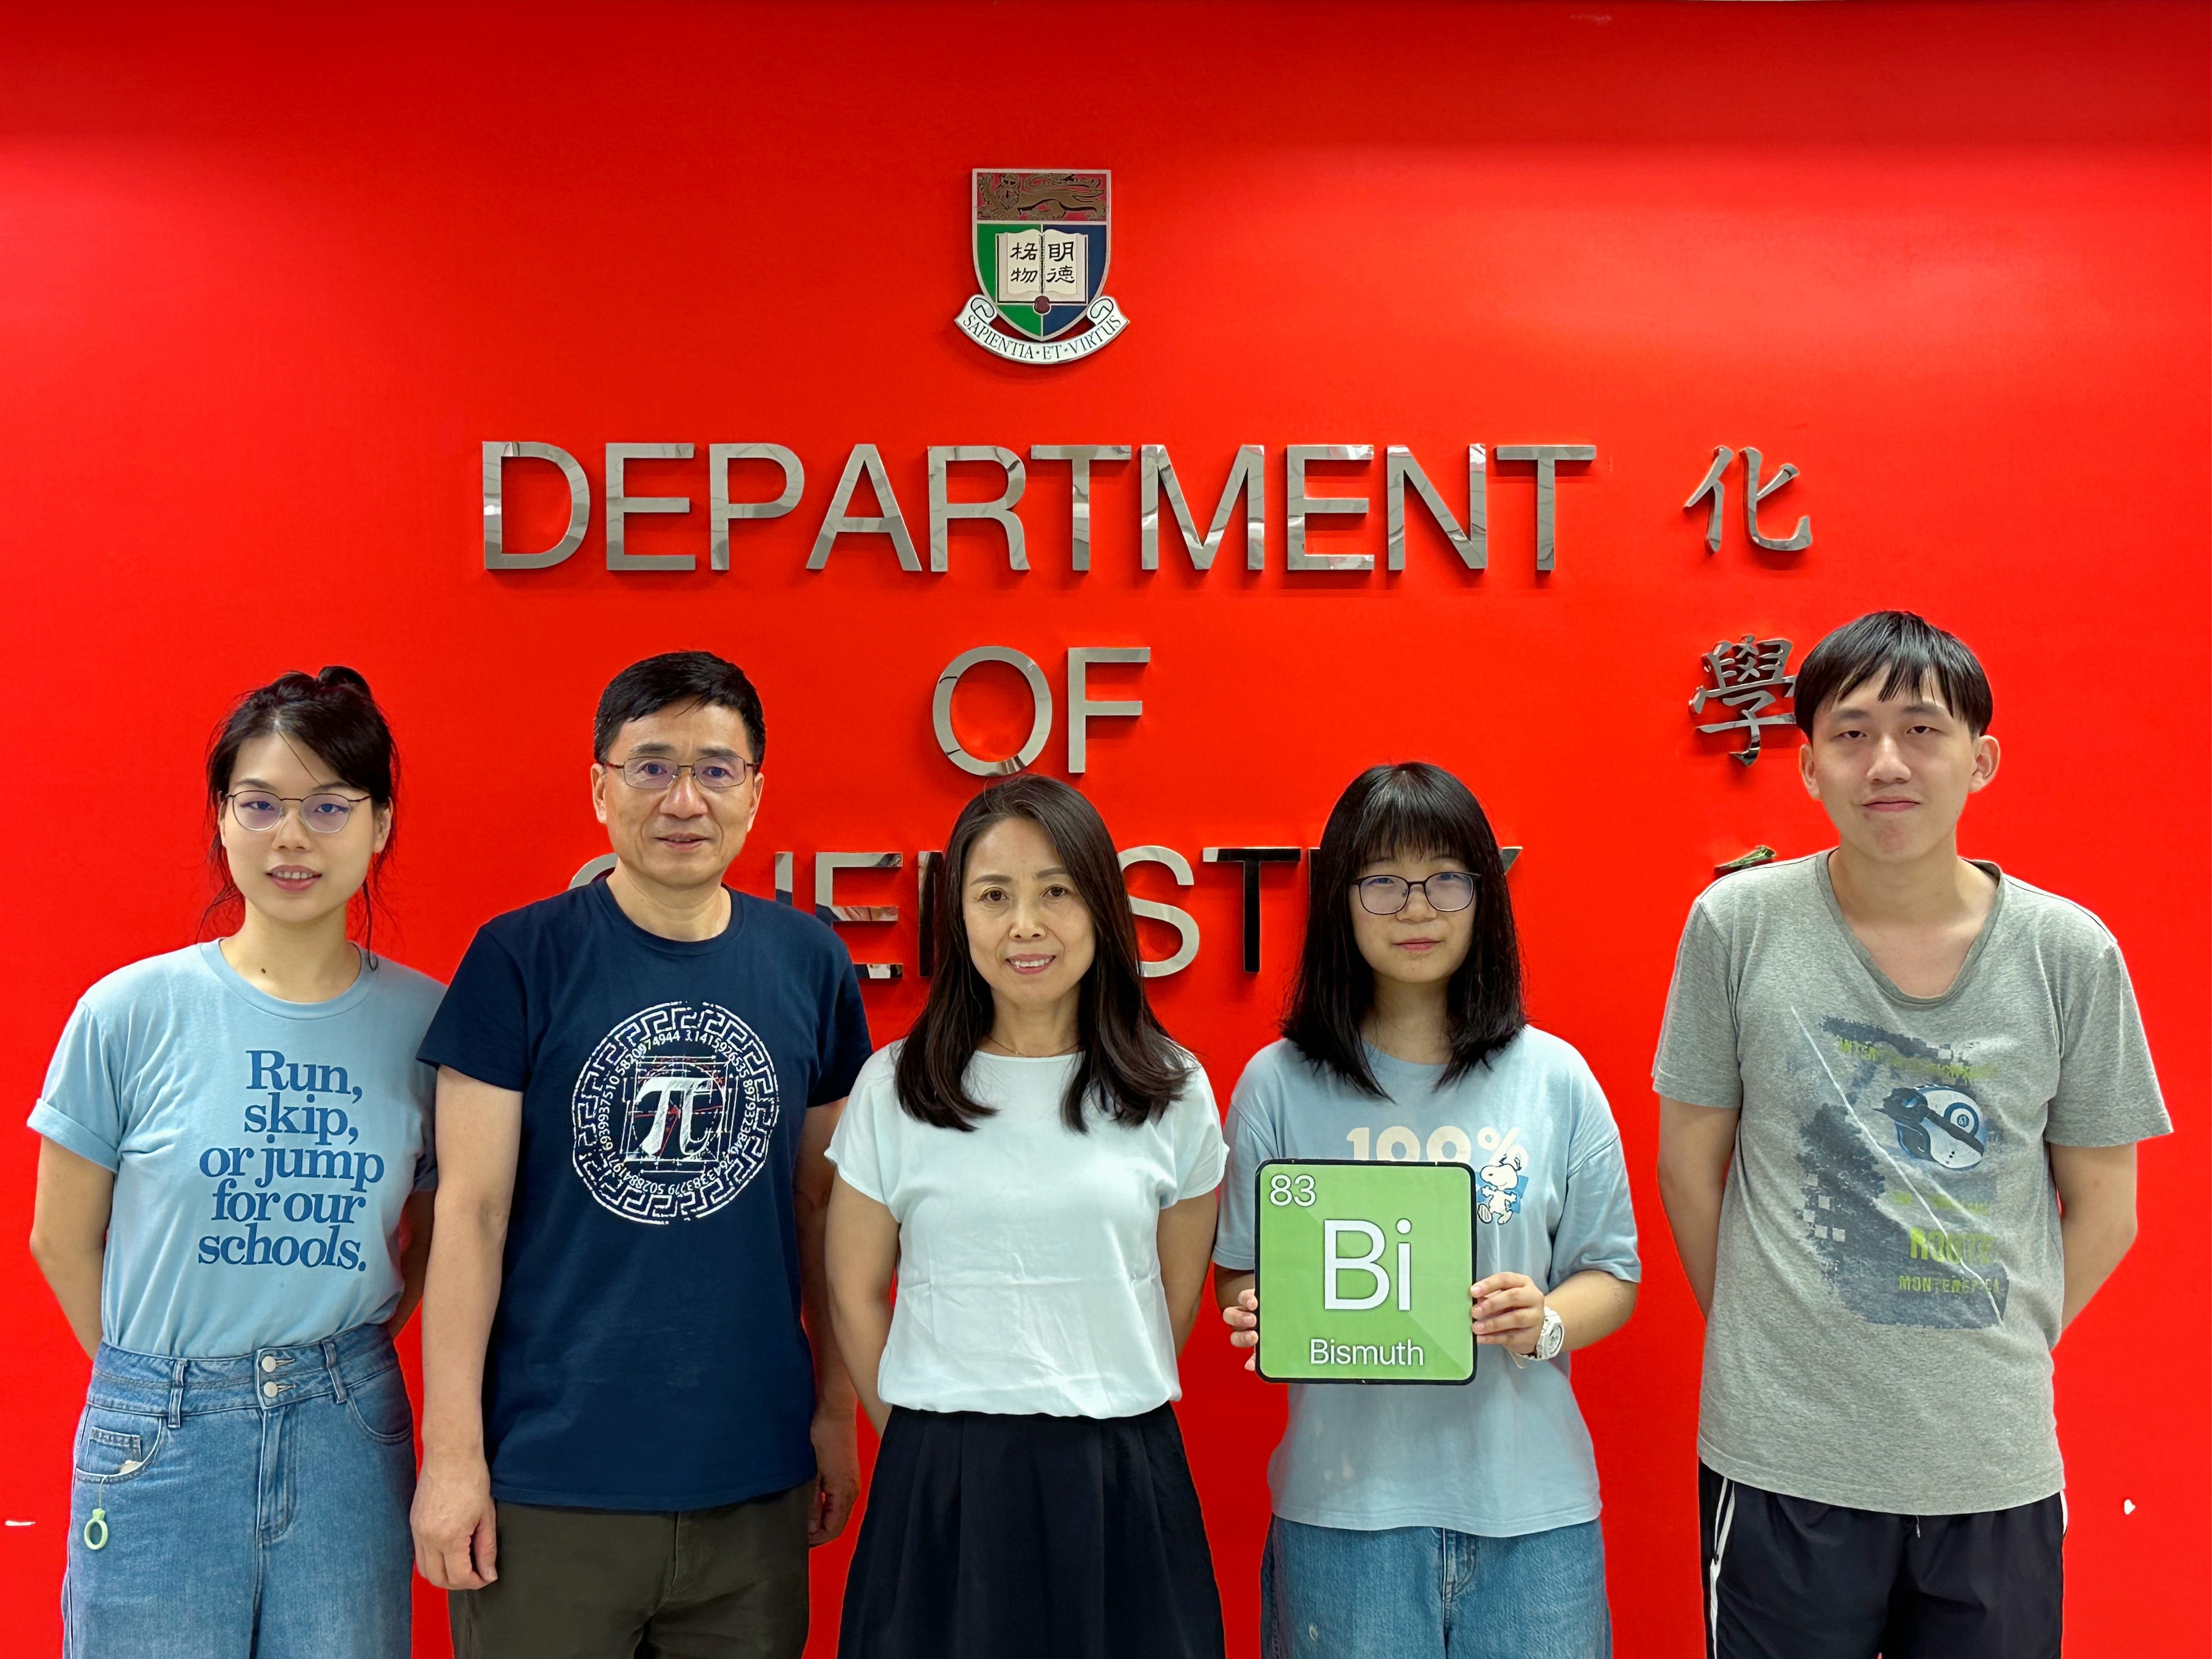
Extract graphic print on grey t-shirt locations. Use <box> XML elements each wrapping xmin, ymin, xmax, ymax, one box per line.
<box><xmin>1799</xmin><ymin>1017</ymin><xmax>2009</xmax><ymax>1329</ymax></box>
<box><xmin>569</xmin><ymin>1001</ymin><xmax>781</xmax><ymax>1224</ymax></box>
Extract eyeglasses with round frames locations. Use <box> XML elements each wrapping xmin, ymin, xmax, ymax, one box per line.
<box><xmin>225</xmin><ymin>790</ymin><xmax>371</xmax><ymax>835</ymax></box>
<box><xmin>613</xmin><ymin>754</ymin><xmax>759</xmax><ymax>793</ymax></box>
<box><xmin>1354</xmin><ymin>871</ymin><xmax>1477</xmax><ymax>916</ymax></box>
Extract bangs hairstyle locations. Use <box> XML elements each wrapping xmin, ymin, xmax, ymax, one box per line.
<box><xmin>1793</xmin><ymin>611</ymin><xmax>1993</xmax><ymax>743</ymax></box>
<box><xmin>202</xmin><ymin>666</ymin><xmax>399</xmax><ymax>958</ymax></box>
<box><xmin>1285</xmin><ymin>762</ymin><xmax>1525</xmax><ymax>1097</ymax></box>
<box><xmin>895</xmin><ymin>775</ymin><xmax>1191</xmax><ymax>1133</ymax></box>
<box><xmin>594</xmin><ymin>650</ymin><xmax>766</xmax><ymax>765</ymax></box>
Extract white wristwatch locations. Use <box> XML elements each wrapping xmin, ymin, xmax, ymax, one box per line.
<box><xmin>1514</xmin><ymin>1303</ymin><xmax>1565</xmax><ymax>1365</ymax></box>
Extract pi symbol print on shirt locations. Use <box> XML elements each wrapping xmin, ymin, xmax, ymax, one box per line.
<box><xmin>569</xmin><ymin>1002</ymin><xmax>782</xmax><ymax>1225</ymax></box>
<box><xmin>1796</xmin><ymin>1016</ymin><xmax>2008</xmax><ymax>1329</ymax></box>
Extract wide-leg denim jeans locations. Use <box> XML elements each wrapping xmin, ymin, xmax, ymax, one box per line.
<box><xmin>63</xmin><ymin>1321</ymin><xmax>415</xmax><ymax>1659</ymax></box>
<box><xmin>1262</xmin><ymin>1513</ymin><xmax>1612</xmax><ymax>1659</ymax></box>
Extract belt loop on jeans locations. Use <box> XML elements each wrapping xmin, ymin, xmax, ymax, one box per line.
<box><xmin>321</xmin><ymin>1339</ymin><xmax>348</xmax><ymax>1404</ymax></box>
<box><xmin>167</xmin><ymin>1358</ymin><xmax>186</xmax><ymax>1429</ymax></box>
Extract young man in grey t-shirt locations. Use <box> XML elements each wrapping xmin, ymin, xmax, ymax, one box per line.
<box><xmin>1653</xmin><ymin>611</ymin><xmax>2166</xmax><ymax>1659</ymax></box>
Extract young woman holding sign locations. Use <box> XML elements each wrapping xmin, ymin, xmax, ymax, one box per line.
<box><xmin>1214</xmin><ymin>762</ymin><xmax>1640</xmax><ymax>1659</ymax></box>
<box><xmin>825</xmin><ymin>774</ymin><xmax>1227</xmax><ymax>1659</ymax></box>
<box><xmin>27</xmin><ymin>668</ymin><xmax>440</xmax><ymax>1659</ymax></box>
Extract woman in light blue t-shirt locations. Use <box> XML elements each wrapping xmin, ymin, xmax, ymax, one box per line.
<box><xmin>28</xmin><ymin>668</ymin><xmax>441</xmax><ymax>1659</ymax></box>
<box><xmin>1214</xmin><ymin>763</ymin><xmax>1641</xmax><ymax>1659</ymax></box>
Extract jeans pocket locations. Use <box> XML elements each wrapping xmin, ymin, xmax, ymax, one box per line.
<box><xmin>72</xmin><ymin>1408</ymin><xmax>163</xmax><ymax>1485</ymax></box>
<box><xmin>344</xmin><ymin>1366</ymin><xmax>415</xmax><ymax>1446</ymax></box>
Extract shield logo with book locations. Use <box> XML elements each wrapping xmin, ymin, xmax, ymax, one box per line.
<box><xmin>956</xmin><ymin>169</ymin><xmax>1129</xmax><ymax>364</ymax></box>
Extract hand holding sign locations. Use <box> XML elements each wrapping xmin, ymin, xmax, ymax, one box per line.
<box><xmin>1473</xmin><ymin>1272</ymin><xmax>1545</xmax><ymax>1355</ymax></box>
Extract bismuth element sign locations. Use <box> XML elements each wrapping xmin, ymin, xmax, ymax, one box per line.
<box><xmin>1255</xmin><ymin>1159</ymin><xmax>1476</xmax><ymax>1384</ymax></box>
<box><xmin>957</xmin><ymin>169</ymin><xmax>1129</xmax><ymax>364</ymax></box>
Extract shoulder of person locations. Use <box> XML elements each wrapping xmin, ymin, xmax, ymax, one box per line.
<box><xmin>465</xmin><ymin>883</ymin><xmax>599</xmax><ymax>954</ymax></box>
<box><xmin>1228</xmin><ymin>1038</ymin><xmax>1342</xmax><ymax>1123</ymax></box>
<box><xmin>1994</xmin><ymin>869</ymin><xmax>2127</xmax><ymax>961</ymax></box>
<box><xmin>1688</xmin><ymin>851</ymin><xmax>1823</xmax><ymax>933</ymax></box>
<box><xmin>731</xmin><ymin>891</ymin><xmax>853</xmax><ymax>969</ymax></box>
<box><xmin>75</xmin><ymin>943</ymin><xmax>209</xmax><ymax>1019</ymax></box>
<box><xmin>1229</xmin><ymin>1038</ymin><xmax>1302</xmax><ymax>1098</ymax></box>
<box><xmin>1157</xmin><ymin>1042</ymin><xmax>1219</xmax><ymax>1111</ymax></box>
<box><xmin>1511</xmin><ymin>1023</ymin><xmax>1624</xmax><ymax>1143</ymax></box>
<box><xmin>847</xmin><ymin>1039</ymin><xmax>901</xmax><ymax>1103</ymax></box>
<box><xmin>1495</xmin><ymin>1022</ymin><xmax>1599</xmax><ymax>1087</ymax></box>
<box><xmin>361</xmin><ymin>954</ymin><xmax>446</xmax><ymax>1012</ymax></box>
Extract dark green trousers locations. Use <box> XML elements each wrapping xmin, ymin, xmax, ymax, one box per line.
<box><xmin>449</xmin><ymin>1480</ymin><xmax>812</xmax><ymax>1659</ymax></box>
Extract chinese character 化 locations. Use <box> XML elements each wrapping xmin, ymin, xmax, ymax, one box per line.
<box><xmin>1691</xmin><ymin>634</ymin><xmax>1797</xmax><ymax>765</ymax></box>
<box><xmin>1684</xmin><ymin>445</ymin><xmax>1812</xmax><ymax>553</ymax></box>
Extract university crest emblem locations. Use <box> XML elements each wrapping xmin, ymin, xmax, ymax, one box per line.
<box><xmin>956</xmin><ymin>169</ymin><xmax>1129</xmax><ymax>364</ymax></box>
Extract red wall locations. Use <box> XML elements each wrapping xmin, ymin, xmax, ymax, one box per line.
<box><xmin>1</xmin><ymin>4</ymin><xmax>2205</xmax><ymax>1654</ymax></box>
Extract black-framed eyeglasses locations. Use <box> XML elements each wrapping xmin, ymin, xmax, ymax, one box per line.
<box><xmin>612</xmin><ymin>754</ymin><xmax>759</xmax><ymax>793</ymax></box>
<box><xmin>225</xmin><ymin>789</ymin><xmax>372</xmax><ymax>834</ymax></box>
<box><xmin>1354</xmin><ymin>871</ymin><xmax>1477</xmax><ymax>916</ymax></box>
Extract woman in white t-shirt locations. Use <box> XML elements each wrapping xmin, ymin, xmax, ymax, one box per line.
<box><xmin>825</xmin><ymin>774</ymin><xmax>1228</xmax><ymax>1659</ymax></box>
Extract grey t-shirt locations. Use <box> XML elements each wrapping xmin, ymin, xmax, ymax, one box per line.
<box><xmin>1653</xmin><ymin>853</ymin><xmax>2168</xmax><ymax>1515</ymax></box>
<box><xmin>1215</xmin><ymin>1032</ymin><xmax>1640</xmax><ymax>1538</ymax></box>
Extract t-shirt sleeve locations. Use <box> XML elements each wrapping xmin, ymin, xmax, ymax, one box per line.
<box><xmin>416</xmin><ymin>930</ymin><xmax>532</xmax><ymax>1093</ymax></box>
<box><xmin>1212</xmin><ymin>1057</ymin><xmax>1282</xmax><ymax>1272</ymax></box>
<box><xmin>1166</xmin><ymin>1061</ymin><xmax>1228</xmax><ymax>1203</ymax></box>
<box><xmin>824</xmin><ymin>1058</ymin><xmax>894</xmax><ymax>1204</ymax></box>
<box><xmin>2046</xmin><ymin>935</ymin><xmax>2171</xmax><ymax>1148</ymax></box>
<box><xmin>811</xmin><ymin>952</ymin><xmax>873</xmax><ymax>1108</ymax></box>
<box><xmin>1651</xmin><ymin>903</ymin><xmax>1744</xmax><ymax>1111</ymax></box>
<box><xmin>410</xmin><ymin>1058</ymin><xmax>439</xmax><ymax>1193</ymax></box>
<box><xmin>27</xmin><ymin>999</ymin><xmax>128</xmax><ymax>1171</ymax></box>
<box><xmin>1551</xmin><ymin>1068</ymin><xmax>1641</xmax><ymax>1287</ymax></box>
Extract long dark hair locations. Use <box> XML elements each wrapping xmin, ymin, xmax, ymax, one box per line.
<box><xmin>202</xmin><ymin>666</ymin><xmax>400</xmax><ymax>958</ymax></box>
<box><xmin>1284</xmin><ymin>762</ymin><xmax>1525</xmax><ymax>1096</ymax></box>
<box><xmin>895</xmin><ymin>775</ymin><xmax>1191</xmax><ymax>1132</ymax></box>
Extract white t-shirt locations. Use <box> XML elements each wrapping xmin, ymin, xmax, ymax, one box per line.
<box><xmin>827</xmin><ymin>1042</ymin><xmax>1227</xmax><ymax>1420</ymax></box>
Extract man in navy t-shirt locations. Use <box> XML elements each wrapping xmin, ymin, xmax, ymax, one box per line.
<box><xmin>411</xmin><ymin>651</ymin><xmax>871</xmax><ymax>1658</ymax></box>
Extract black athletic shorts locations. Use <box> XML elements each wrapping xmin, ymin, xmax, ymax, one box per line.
<box><xmin>1698</xmin><ymin>1462</ymin><xmax>2064</xmax><ymax>1659</ymax></box>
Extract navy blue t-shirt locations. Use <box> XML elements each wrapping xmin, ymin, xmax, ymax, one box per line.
<box><xmin>419</xmin><ymin>879</ymin><xmax>871</xmax><ymax>1509</ymax></box>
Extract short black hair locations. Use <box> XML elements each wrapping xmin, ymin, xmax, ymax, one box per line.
<box><xmin>1284</xmin><ymin>762</ymin><xmax>1526</xmax><ymax>1097</ymax></box>
<box><xmin>594</xmin><ymin>651</ymin><xmax>766</xmax><ymax>764</ymax></box>
<box><xmin>1793</xmin><ymin>611</ymin><xmax>1993</xmax><ymax>743</ymax></box>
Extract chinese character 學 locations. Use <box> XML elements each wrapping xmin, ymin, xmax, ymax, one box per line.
<box><xmin>1690</xmin><ymin>634</ymin><xmax>1797</xmax><ymax>764</ymax></box>
<box><xmin>1683</xmin><ymin>445</ymin><xmax>1812</xmax><ymax>553</ymax></box>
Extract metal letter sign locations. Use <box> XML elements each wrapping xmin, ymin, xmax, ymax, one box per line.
<box><xmin>1255</xmin><ymin>1160</ymin><xmax>1476</xmax><ymax>1384</ymax></box>
<box><xmin>958</xmin><ymin>170</ymin><xmax>1130</xmax><ymax>365</ymax></box>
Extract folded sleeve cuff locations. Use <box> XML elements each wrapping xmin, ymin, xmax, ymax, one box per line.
<box><xmin>28</xmin><ymin>1102</ymin><xmax>121</xmax><ymax>1172</ymax></box>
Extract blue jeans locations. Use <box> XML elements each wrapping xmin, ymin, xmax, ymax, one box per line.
<box><xmin>63</xmin><ymin>1323</ymin><xmax>415</xmax><ymax>1659</ymax></box>
<box><xmin>1262</xmin><ymin>1514</ymin><xmax>1611</xmax><ymax>1659</ymax></box>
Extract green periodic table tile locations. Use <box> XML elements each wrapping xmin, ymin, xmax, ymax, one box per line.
<box><xmin>1254</xmin><ymin>1159</ymin><xmax>1476</xmax><ymax>1385</ymax></box>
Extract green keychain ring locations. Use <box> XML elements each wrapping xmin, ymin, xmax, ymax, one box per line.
<box><xmin>83</xmin><ymin>1508</ymin><xmax>108</xmax><ymax>1551</ymax></box>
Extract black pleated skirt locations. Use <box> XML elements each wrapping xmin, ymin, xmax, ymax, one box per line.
<box><xmin>838</xmin><ymin>1403</ymin><xmax>1225</xmax><ymax>1659</ymax></box>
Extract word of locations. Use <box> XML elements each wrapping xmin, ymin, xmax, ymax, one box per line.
<box><xmin>1690</xmin><ymin>634</ymin><xmax>1797</xmax><ymax>765</ymax></box>
<box><xmin>932</xmin><ymin>644</ymin><xmax>1147</xmax><ymax>776</ymax></box>
<box><xmin>1683</xmin><ymin>445</ymin><xmax>1813</xmax><ymax>553</ymax></box>
<box><xmin>481</xmin><ymin>441</ymin><xmax>1595</xmax><ymax>576</ymax></box>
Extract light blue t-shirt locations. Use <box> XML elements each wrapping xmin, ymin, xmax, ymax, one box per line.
<box><xmin>30</xmin><ymin>942</ymin><xmax>442</xmax><ymax>1357</ymax></box>
<box><xmin>1215</xmin><ymin>1031</ymin><xmax>1640</xmax><ymax>1538</ymax></box>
